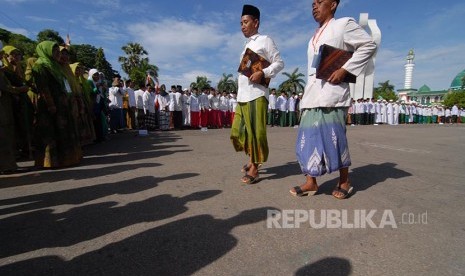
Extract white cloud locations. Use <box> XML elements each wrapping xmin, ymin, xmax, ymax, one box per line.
<box><xmin>25</xmin><ymin>15</ymin><xmax>58</xmax><ymax>23</ymax></box>
<box><xmin>127</xmin><ymin>18</ymin><xmax>229</xmax><ymax>69</ymax></box>
<box><xmin>375</xmin><ymin>44</ymin><xmax>465</xmax><ymax>91</ymax></box>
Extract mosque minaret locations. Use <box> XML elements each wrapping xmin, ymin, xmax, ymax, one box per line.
<box><xmin>404</xmin><ymin>49</ymin><xmax>415</xmax><ymax>89</ymax></box>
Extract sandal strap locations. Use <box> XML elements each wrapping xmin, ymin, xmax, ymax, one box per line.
<box><xmin>293</xmin><ymin>186</ymin><xmax>303</xmax><ymax>195</ymax></box>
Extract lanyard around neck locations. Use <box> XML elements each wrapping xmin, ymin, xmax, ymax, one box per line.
<box><xmin>311</xmin><ymin>20</ymin><xmax>330</xmax><ymax>51</ymax></box>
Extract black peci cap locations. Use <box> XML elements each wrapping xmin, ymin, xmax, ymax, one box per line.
<box><xmin>242</xmin><ymin>4</ymin><xmax>260</xmax><ymax>20</ymax></box>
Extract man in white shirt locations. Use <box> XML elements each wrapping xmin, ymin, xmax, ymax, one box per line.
<box><xmin>182</xmin><ymin>88</ymin><xmax>191</xmax><ymax>127</ymax></box>
<box><xmin>267</xmin><ymin>88</ymin><xmax>277</xmax><ymax>126</ymax></box>
<box><xmin>374</xmin><ymin>99</ymin><xmax>381</xmax><ymax>125</ymax></box>
<box><xmin>291</xmin><ymin>0</ymin><xmax>376</xmax><ymax>199</ymax></box>
<box><xmin>173</xmin><ymin>85</ymin><xmax>183</xmax><ymax>129</ymax></box>
<box><xmin>451</xmin><ymin>104</ymin><xmax>459</xmax><ymax>124</ymax></box>
<box><xmin>134</xmin><ymin>83</ymin><xmax>146</xmax><ymax>129</ymax></box>
<box><xmin>368</xmin><ymin>98</ymin><xmax>375</xmax><ymax>125</ymax></box>
<box><xmin>393</xmin><ymin>101</ymin><xmax>399</xmax><ymax>125</ymax></box>
<box><xmin>219</xmin><ymin>91</ymin><xmax>230</xmax><ymax>127</ymax></box>
<box><xmin>276</xmin><ymin>91</ymin><xmax>288</xmax><ymax>127</ymax></box>
<box><xmin>229</xmin><ymin>92</ymin><xmax>238</xmax><ymax>125</ymax></box>
<box><xmin>143</xmin><ymin>85</ymin><xmax>156</xmax><ymax>130</ymax></box>
<box><xmin>288</xmin><ymin>92</ymin><xmax>297</xmax><ymax>127</ymax></box>
<box><xmin>108</xmin><ymin>79</ymin><xmax>124</xmax><ymax>133</ymax></box>
<box><xmin>432</xmin><ymin>105</ymin><xmax>438</xmax><ymax>124</ymax></box>
<box><xmin>189</xmin><ymin>88</ymin><xmax>201</xmax><ymax>129</ymax></box>
<box><xmin>386</xmin><ymin>100</ymin><xmax>394</xmax><ymax>125</ymax></box>
<box><xmin>231</xmin><ymin>4</ymin><xmax>284</xmax><ymax>184</ymax></box>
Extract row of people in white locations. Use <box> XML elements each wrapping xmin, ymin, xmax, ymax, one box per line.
<box><xmin>350</xmin><ymin>99</ymin><xmax>463</xmax><ymax>125</ymax></box>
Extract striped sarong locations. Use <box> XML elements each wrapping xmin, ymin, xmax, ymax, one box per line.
<box><xmin>230</xmin><ymin>96</ymin><xmax>268</xmax><ymax>164</ymax></box>
<box><xmin>295</xmin><ymin>107</ymin><xmax>351</xmax><ymax>177</ymax></box>
<box><xmin>159</xmin><ymin>110</ymin><xmax>170</xmax><ymax>130</ymax></box>
<box><xmin>145</xmin><ymin>112</ymin><xmax>156</xmax><ymax>130</ymax></box>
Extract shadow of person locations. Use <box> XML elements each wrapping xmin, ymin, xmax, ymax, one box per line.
<box><xmin>0</xmin><ymin>179</ymin><xmax>218</xmax><ymax>260</ymax></box>
<box><xmin>260</xmin><ymin>161</ymin><xmax>302</xmax><ymax>180</ymax></box>
<box><xmin>0</xmin><ymin>173</ymin><xmax>198</xmax><ymax>216</ymax></box>
<box><xmin>0</xmin><ymin>163</ymin><xmax>162</xmax><ymax>189</ymax></box>
<box><xmin>317</xmin><ymin>162</ymin><xmax>412</xmax><ymax>195</ymax></box>
<box><xmin>295</xmin><ymin>257</ymin><xmax>352</xmax><ymax>276</ymax></box>
<box><xmin>0</xmin><ymin>207</ymin><xmax>279</xmax><ymax>276</ymax></box>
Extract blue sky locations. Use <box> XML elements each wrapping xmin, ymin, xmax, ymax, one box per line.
<box><xmin>1</xmin><ymin>0</ymin><xmax>464</xmax><ymax>91</ymax></box>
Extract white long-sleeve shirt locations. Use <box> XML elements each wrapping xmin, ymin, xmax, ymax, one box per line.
<box><xmin>229</xmin><ymin>97</ymin><xmax>238</xmax><ymax>112</ymax></box>
<box><xmin>174</xmin><ymin>92</ymin><xmax>183</xmax><ymax>111</ymax></box>
<box><xmin>189</xmin><ymin>95</ymin><xmax>201</xmax><ymax>112</ymax></box>
<box><xmin>288</xmin><ymin>96</ymin><xmax>296</xmax><ymax>112</ymax></box>
<box><xmin>108</xmin><ymin>86</ymin><xmax>124</xmax><ymax>108</ymax></box>
<box><xmin>219</xmin><ymin>96</ymin><xmax>229</xmax><ymax>111</ymax></box>
<box><xmin>276</xmin><ymin>95</ymin><xmax>288</xmax><ymax>112</ymax></box>
<box><xmin>134</xmin><ymin>89</ymin><xmax>145</xmax><ymax>109</ymax></box>
<box><xmin>199</xmin><ymin>93</ymin><xmax>210</xmax><ymax>110</ymax></box>
<box><xmin>143</xmin><ymin>91</ymin><xmax>155</xmax><ymax>114</ymax></box>
<box><xmin>124</xmin><ymin>87</ymin><xmax>136</xmax><ymax>108</ymax></box>
<box><xmin>301</xmin><ymin>17</ymin><xmax>377</xmax><ymax>108</ymax></box>
<box><xmin>237</xmin><ymin>33</ymin><xmax>284</xmax><ymax>103</ymax></box>
<box><xmin>268</xmin><ymin>94</ymin><xmax>277</xmax><ymax>110</ymax></box>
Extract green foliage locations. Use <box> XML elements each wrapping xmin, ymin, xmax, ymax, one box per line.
<box><xmin>37</xmin><ymin>29</ymin><xmax>65</xmax><ymax>45</ymax></box>
<box><xmin>0</xmin><ymin>28</ymin><xmax>36</xmax><ymax>58</ymax></box>
<box><xmin>0</xmin><ymin>28</ymin><xmax>12</xmax><ymax>43</ymax></box>
<box><xmin>374</xmin><ymin>80</ymin><xmax>398</xmax><ymax>101</ymax></box>
<box><xmin>128</xmin><ymin>60</ymin><xmax>159</xmax><ymax>88</ymax></box>
<box><xmin>118</xmin><ymin>42</ymin><xmax>149</xmax><ymax>75</ymax></box>
<box><xmin>190</xmin><ymin>76</ymin><xmax>211</xmax><ymax>92</ymax></box>
<box><xmin>279</xmin><ymin>68</ymin><xmax>305</xmax><ymax>95</ymax></box>
<box><xmin>72</xmin><ymin>44</ymin><xmax>99</xmax><ymax>70</ymax></box>
<box><xmin>442</xmin><ymin>90</ymin><xmax>465</xmax><ymax>108</ymax></box>
<box><xmin>217</xmin><ymin>73</ymin><xmax>237</xmax><ymax>93</ymax></box>
<box><xmin>95</xmin><ymin>48</ymin><xmax>115</xmax><ymax>84</ymax></box>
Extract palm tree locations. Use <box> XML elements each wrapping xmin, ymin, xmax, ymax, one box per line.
<box><xmin>118</xmin><ymin>42</ymin><xmax>149</xmax><ymax>75</ymax></box>
<box><xmin>190</xmin><ymin>76</ymin><xmax>212</xmax><ymax>92</ymax></box>
<box><xmin>217</xmin><ymin>73</ymin><xmax>237</xmax><ymax>93</ymax></box>
<box><xmin>374</xmin><ymin>80</ymin><xmax>397</xmax><ymax>101</ymax></box>
<box><xmin>279</xmin><ymin>68</ymin><xmax>305</xmax><ymax>95</ymax></box>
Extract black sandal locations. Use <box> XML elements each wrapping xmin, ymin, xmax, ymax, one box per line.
<box><xmin>290</xmin><ymin>186</ymin><xmax>318</xmax><ymax>197</ymax></box>
<box><xmin>332</xmin><ymin>185</ymin><xmax>353</xmax><ymax>199</ymax></box>
<box><xmin>241</xmin><ymin>174</ymin><xmax>259</xmax><ymax>184</ymax></box>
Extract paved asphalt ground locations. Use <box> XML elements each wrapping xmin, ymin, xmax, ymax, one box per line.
<box><xmin>0</xmin><ymin>123</ymin><xmax>464</xmax><ymax>275</ymax></box>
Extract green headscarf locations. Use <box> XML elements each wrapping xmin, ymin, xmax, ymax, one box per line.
<box><xmin>70</xmin><ymin>62</ymin><xmax>92</xmax><ymax>102</ymax></box>
<box><xmin>33</xmin><ymin>41</ymin><xmax>64</xmax><ymax>83</ymax></box>
<box><xmin>1</xmin><ymin>45</ymin><xmax>23</xmax><ymax>78</ymax></box>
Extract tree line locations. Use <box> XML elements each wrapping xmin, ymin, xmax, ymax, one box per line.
<box><xmin>5</xmin><ymin>27</ymin><xmax>458</xmax><ymax>103</ymax></box>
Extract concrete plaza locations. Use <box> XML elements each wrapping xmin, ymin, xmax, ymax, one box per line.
<box><xmin>0</xmin><ymin>123</ymin><xmax>464</xmax><ymax>275</ymax></box>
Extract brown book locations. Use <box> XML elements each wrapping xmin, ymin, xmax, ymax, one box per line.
<box><xmin>316</xmin><ymin>44</ymin><xmax>356</xmax><ymax>83</ymax></box>
<box><xmin>238</xmin><ymin>48</ymin><xmax>271</xmax><ymax>88</ymax></box>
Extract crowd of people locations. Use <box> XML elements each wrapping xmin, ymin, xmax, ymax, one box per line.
<box><xmin>347</xmin><ymin>98</ymin><xmax>465</xmax><ymax>125</ymax></box>
<box><xmin>125</xmin><ymin>85</ymin><xmax>239</xmax><ymax>132</ymax></box>
<box><xmin>0</xmin><ymin>40</ymin><xmax>248</xmax><ymax>174</ymax></box>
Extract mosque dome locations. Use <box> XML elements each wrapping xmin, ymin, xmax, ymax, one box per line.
<box><xmin>450</xmin><ymin>69</ymin><xmax>465</xmax><ymax>90</ymax></box>
<box><xmin>418</xmin><ymin>84</ymin><xmax>431</xmax><ymax>93</ymax></box>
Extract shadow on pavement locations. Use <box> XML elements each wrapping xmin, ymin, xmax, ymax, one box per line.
<box><xmin>318</xmin><ymin>162</ymin><xmax>413</xmax><ymax>195</ymax></box>
<box><xmin>261</xmin><ymin>161</ymin><xmax>302</xmax><ymax>180</ymax></box>
<box><xmin>0</xmin><ymin>163</ymin><xmax>161</xmax><ymax>189</ymax></box>
<box><xmin>0</xmin><ymin>174</ymin><xmax>214</xmax><ymax>259</ymax></box>
<box><xmin>0</xmin><ymin>131</ymin><xmax>191</xmax><ymax>189</ymax></box>
<box><xmin>295</xmin><ymin>257</ymin><xmax>352</xmax><ymax>276</ymax></box>
<box><xmin>0</xmin><ymin>207</ymin><xmax>277</xmax><ymax>276</ymax></box>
